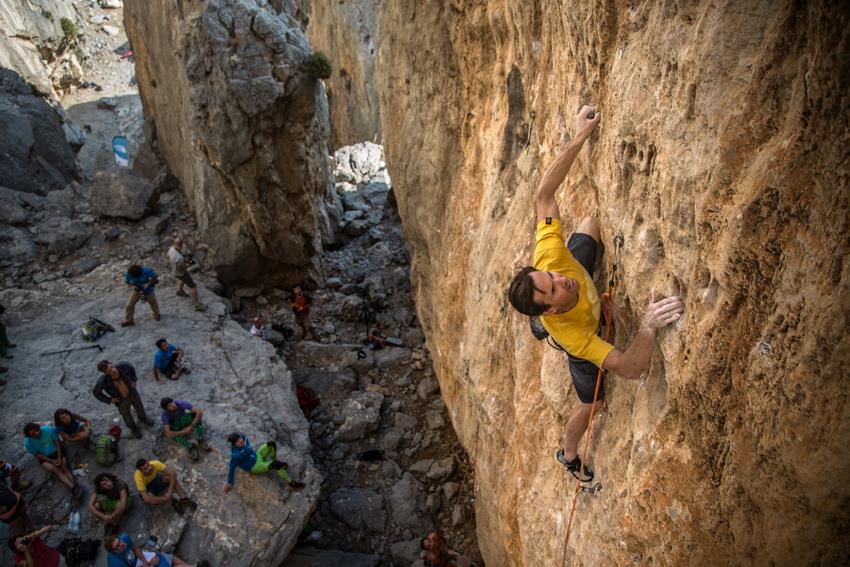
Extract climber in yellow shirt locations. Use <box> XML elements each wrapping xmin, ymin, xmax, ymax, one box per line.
<box><xmin>507</xmin><ymin>104</ymin><xmax>684</xmax><ymax>481</ymax></box>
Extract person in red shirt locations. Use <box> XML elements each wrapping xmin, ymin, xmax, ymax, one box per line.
<box><xmin>8</xmin><ymin>524</ymin><xmax>60</xmax><ymax>567</ymax></box>
<box><xmin>291</xmin><ymin>286</ymin><xmax>314</xmax><ymax>339</ymax></box>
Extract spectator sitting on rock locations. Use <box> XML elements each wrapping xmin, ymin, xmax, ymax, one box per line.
<box><xmin>8</xmin><ymin>524</ymin><xmax>60</xmax><ymax>567</ymax></box>
<box><xmin>105</xmin><ymin>532</ymin><xmax>209</xmax><ymax>567</ymax></box>
<box><xmin>152</xmin><ymin>338</ymin><xmax>190</xmax><ymax>382</ymax></box>
<box><xmin>167</xmin><ymin>237</ymin><xmax>205</xmax><ymax>312</ymax></box>
<box><xmin>134</xmin><ymin>459</ymin><xmax>196</xmax><ymax>514</ymax></box>
<box><xmin>0</xmin><ymin>477</ymin><xmax>35</xmax><ymax>534</ymax></box>
<box><xmin>291</xmin><ymin>286</ymin><xmax>314</xmax><ymax>339</ymax></box>
<box><xmin>88</xmin><ymin>472</ymin><xmax>133</xmax><ymax>532</ymax></box>
<box><xmin>223</xmin><ymin>433</ymin><xmax>304</xmax><ymax>494</ymax></box>
<box><xmin>93</xmin><ymin>360</ymin><xmax>154</xmax><ymax>439</ymax></box>
<box><xmin>122</xmin><ymin>264</ymin><xmax>160</xmax><ymax>327</ymax></box>
<box><xmin>53</xmin><ymin>408</ymin><xmax>93</xmax><ymax>448</ymax></box>
<box><xmin>1</xmin><ymin>458</ymin><xmax>31</xmax><ymax>491</ymax></box>
<box><xmin>249</xmin><ymin>315</ymin><xmax>292</xmax><ymax>343</ymax></box>
<box><xmin>23</xmin><ymin>422</ymin><xmax>80</xmax><ymax>498</ymax></box>
<box><xmin>160</xmin><ymin>398</ymin><xmax>208</xmax><ymax>462</ymax></box>
<box><xmin>0</xmin><ymin>302</ymin><xmax>15</xmax><ymax>376</ymax></box>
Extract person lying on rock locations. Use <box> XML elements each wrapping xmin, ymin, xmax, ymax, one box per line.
<box><xmin>152</xmin><ymin>338</ymin><xmax>191</xmax><ymax>382</ymax></box>
<box><xmin>22</xmin><ymin>422</ymin><xmax>80</xmax><ymax>498</ymax></box>
<box><xmin>249</xmin><ymin>315</ymin><xmax>293</xmax><ymax>342</ymax></box>
<box><xmin>8</xmin><ymin>523</ymin><xmax>61</xmax><ymax>567</ymax></box>
<box><xmin>53</xmin><ymin>408</ymin><xmax>93</xmax><ymax>448</ymax></box>
<box><xmin>105</xmin><ymin>532</ymin><xmax>209</xmax><ymax>567</ymax></box>
<box><xmin>291</xmin><ymin>286</ymin><xmax>314</xmax><ymax>339</ymax></box>
<box><xmin>133</xmin><ymin>459</ymin><xmax>196</xmax><ymax>514</ymax></box>
<box><xmin>1</xmin><ymin>458</ymin><xmax>32</xmax><ymax>491</ymax></box>
<box><xmin>506</xmin><ymin>104</ymin><xmax>684</xmax><ymax>482</ymax></box>
<box><xmin>167</xmin><ymin>237</ymin><xmax>205</xmax><ymax>312</ymax></box>
<box><xmin>223</xmin><ymin>433</ymin><xmax>305</xmax><ymax>494</ymax></box>
<box><xmin>88</xmin><ymin>472</ymin><xmax>133</xmax><ymax>532</ymax></box>
<box><xmin>93</xmin><ymin>360</ymin><xmax>154</xmax><ymax>439</ymax></box>
<box><xmin>160</xmin><ymin>398</ymin><xmax>208</xmax><ymax>462</ymax></box>
<box><xmin>122</xmin><ymin>264</ymin><xmax>160</xmax><ymax>327</ymax></box>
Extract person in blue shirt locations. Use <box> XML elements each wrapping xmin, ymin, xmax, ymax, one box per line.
<box><xmin>152</xmin><ymin>338</ymin><xmax>190</xmax><ymax>382</ymax></box>
<box><xmin>105</xmin><ymin>532</ymin><xmax>208</xmax><ymax>567</ymax></box>
<box><xmin>222</xmin><ymin>433</ymin><xmax>304</xmax><ymax>494</ymax></box>
<box><xmin>22</xmin><ymin>423</ymin><xmax>77</xmax><ymax>495</ymax></box>
<box><xmin>122</xmin><ymin>264</ymin><xmax>160</xmax><ymax>327</ymax></box>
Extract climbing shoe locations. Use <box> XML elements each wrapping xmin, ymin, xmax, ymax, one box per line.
<box><xmin>176</xmin><ymin>289</ymin><xmax>190</xmax><ymax>297</ymax></box>
<box><xmin>120</xmin><ymin>320</ymin><xmax>135</xmax><ymax>327</ymax></box>
<box><xmin>180</xmin><ymin>497</ymin><xmax>198</xmax><ymax>511</ymax></box>
<box><xmin>194</xmin><ymin>303</ymin><xmax>206</xmax><ymax>312</ymax></box>
<box><xmin>188</xmin><ymin>443</ymin><xmax>200</xmax><ymax>462</ymax></box>
<box><xmin>556</xmin><ymin>448</ymin><xmax>594</xmax><ymax>482</ymax></box>
<box><xmin>288</xmin><ymin>480</ymin><xmax>305</xmax><ymax>491</ymax></box>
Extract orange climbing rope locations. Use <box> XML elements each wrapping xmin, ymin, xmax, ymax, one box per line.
<box><xmin>561</xmin><ymin>235</ymin><xmax>622</xmax><ymax>565</ymax></box>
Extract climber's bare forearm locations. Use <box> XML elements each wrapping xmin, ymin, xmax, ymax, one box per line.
<box><xmin>602</xmin><ymin>327</ymin><xmax>657</xmax><ymax>380</ymax></box>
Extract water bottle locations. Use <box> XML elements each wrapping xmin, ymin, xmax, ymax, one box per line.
<box><xmin>142</xmin><ymin>535</ymin><xmax>159</xmax><ymax>551</ymax></box>
<box><xmin>68</xmin><ymin>511</ymin><xmax>80</xmax><ymax>534</ymax></box>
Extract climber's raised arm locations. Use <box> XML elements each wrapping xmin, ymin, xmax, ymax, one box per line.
<box><xmin>535</xmin><ymin>105</ymin><xmax>601</xmax><ymax>223</ymax></box>
<box><xmin>602</xmin><ymin>289</ymin><xmax>684</xmax><ymax>380</ymax></box>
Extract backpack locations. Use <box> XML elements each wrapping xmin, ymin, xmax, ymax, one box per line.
<box><xmin>58</xmin><ymin>537</ymin><xmax>101</xmax><ymax>566</ymax></box>
<box><xmin>296</xmin><ymin>385</ymin><xmax>320</xmax><ymax>414</ymax></box>
<box><xmin>95</xmin><ymin>435</ymin><xmax>118</xmax><ymax>466</ymax></box>
<box><xmin>81</xmin><ymin>317</ymin><xmax>114</xmax><ymax>342</ymax></box>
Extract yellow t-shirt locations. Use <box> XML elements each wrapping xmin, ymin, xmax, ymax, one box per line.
<box><xmin>534</xmin><ymin>218</ymin><xmax>614</xmax><ymax>367</ymax></box>
<box><xmin>134</xmin><ymin>460</ymin><xmax>167</xmax><ymax>492</ymax></box>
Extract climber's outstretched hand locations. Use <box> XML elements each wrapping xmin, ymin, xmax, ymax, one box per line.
<box><xmin>642</xmin><ymin>288</ymin><xmax>684</xmax><ymax>330</ymax></box>
<box><xmin>575</xmin><ymin>104</ymin><xmax>601</xmax><ymax>138</ymax></box>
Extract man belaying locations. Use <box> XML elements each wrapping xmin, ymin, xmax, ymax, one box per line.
<box><xmin>507</xmin><ymin>104</ymin><xmax>684</xmax><ymax>481</ymax></box>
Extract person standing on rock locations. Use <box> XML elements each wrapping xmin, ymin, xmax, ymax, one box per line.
<box><xmin>222</xmin><ymin>433</ymin><xmax>305</xmax><ymax>493</ymax></box>
<box><xmin>152</xmin><ymin>338</ymin><xmax>190</xmax><ymax>382</ymax></box>
<box><xmin>93</xmin><ymin>360</ymin><xmax>154</xmax><ymax>439</ymax></box>
<box><xmin>22</xmin><ymin>423</ymin><xmax>79</xmax><ymax>496</ymax></box>
<box><xmin>167</xmin><ymin>238</ymin><xmax>205</xmax><ymax>312</ymax></box>
<box><xmin>122</xmin><ymin>264</ymin><xmax>160</xmax><ymax>327</ymax></box>
<box><xmin>160</xmin><ymin>398</ymin><xmax>208</xmax><ymax>462</ymax></box>
<box><xmin>506</xmin><ymin>104</ymin><xmax>684</xmax><ymax>481</ymax></box>
<box><xmin>291</xmin><ymin>286</ymin><xmax>314</xmax><ymax>339</ymax></box>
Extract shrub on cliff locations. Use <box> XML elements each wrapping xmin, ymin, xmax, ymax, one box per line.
<box><xmin>60</xmin><ymin>17</ymin><xmax>77</xmax><ymax>43</ymax></box>
<box><xmin>304</xmin><ymin>51</ymin><xmax>332</xmax><ymax>80</ymax></box>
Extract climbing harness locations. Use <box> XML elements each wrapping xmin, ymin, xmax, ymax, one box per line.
<box><xmin>561</xmin><ymin>233</ymin><xmax>623</xmax><ymax>566</ymax></box>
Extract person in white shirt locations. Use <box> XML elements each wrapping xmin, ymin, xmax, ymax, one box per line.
<box><xmin>167</xmin><ymin>238</ymin><xmax>205</xmax><ymax>312</ymax></box>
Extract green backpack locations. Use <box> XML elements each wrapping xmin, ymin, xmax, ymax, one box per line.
<box><xmin>95</xmin><ymin>435</ymin><xmax>118</xmax><ymax>466</ymax></box>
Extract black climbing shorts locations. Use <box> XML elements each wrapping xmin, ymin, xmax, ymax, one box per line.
<box><xmin>566</xmin><ymin>232</ymin><xmax>606</xmax><ymax>404</ymax></box>
<box><xmin>176</xmin><ymin>272</ymin><xmax>196</xmax><ymax>289</ymax></box>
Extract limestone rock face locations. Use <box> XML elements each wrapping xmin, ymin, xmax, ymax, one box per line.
<box><xmin>0</xmin><ymin>68</ymin><xmax>81</xmax><ymax>194</ymax></box>
<box><xmin>377</xmin><ymin>1</ymin><xmax>850</xmax><ymax>566</ymax></box>
<box><xmin>308</xmin><ymin>0</ymin><xmax>382</xmax><ymax>149</ymax></box>
<box><xmin>0</xmin><ymin>281</ymin><xmax>320</xmax><ymax>566</ymax></box>
<box><xmin>123</xmin><ymin>0</ymin><xmax>338</xmax><ymax>286</ymax></box>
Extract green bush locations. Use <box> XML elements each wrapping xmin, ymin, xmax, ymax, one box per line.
<box><xmin>60</xmin><ymin>17</ymin><xmax>77</xmax><ymax>42</ymax></box>
<box><xmin>41</xmin><ymin>9</ymin><xmax>54</xmax><ymax>21</ymax></box>
<box><xmin>303</xmin><ymin>51</ymin><xmax>332</xmax><ymax>80</ymax></box>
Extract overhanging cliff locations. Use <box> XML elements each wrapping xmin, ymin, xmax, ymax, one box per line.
<box><xmin>124</xmin><ymin>0</ymin><xmax>340</xmax><ymax>286</ymax></box>
<box><xmin>375</xmin><ymin>1</ymin><xmax>850</xmax><ymax>565</ymax></box>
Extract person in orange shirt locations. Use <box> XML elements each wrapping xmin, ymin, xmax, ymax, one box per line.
<box><xmin>507</xmin><ymin>104</ymin><xmax>684</xmax><ymax>481</ymax></box>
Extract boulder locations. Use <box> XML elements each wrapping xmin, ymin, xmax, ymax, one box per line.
<box><xmin>329</xmin><ymin>488</ymin><xmax>386</xmax><ymax>532</ymax></box>
<box><xmin>335</xmin><ymin>390</ymin><xmax>384</xmax><ymax>442</ymax></box>
<box><xmin>0</xmin><ymin>282</ymin><xmax>320</xmax><ymax>566</ymax></box>
<box><xmin>338</xmin><ymin>294</ymin><xmax>364</xmax><ymax>321</ymax></box>
<box><xmin>292</xmin><ymin>367</ymin><xmax>356</xmax><ymax>399</ymax></box>
<box><xmin>389</xmin><ymin>538</ymin><xmax>423</xmax><ymax>567</ymax></box>
<box><xmin>0</xmin><ymin>68</ymin><xmax>80</xmax><ymax>194</ymax></box>
<box><xmin>31</xmin><ymin>217</ymin><xmax>91</xmax><ymax>254</ymax></box>
<box><xmin>89</xmin><ymin>168</ymin><xmax>158</xmax><ymax>220</ymax></box>
<box><xmin>388</xmin><ymin>473</ymin><xmax>431</xmax><ymax>533</ymax></box>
